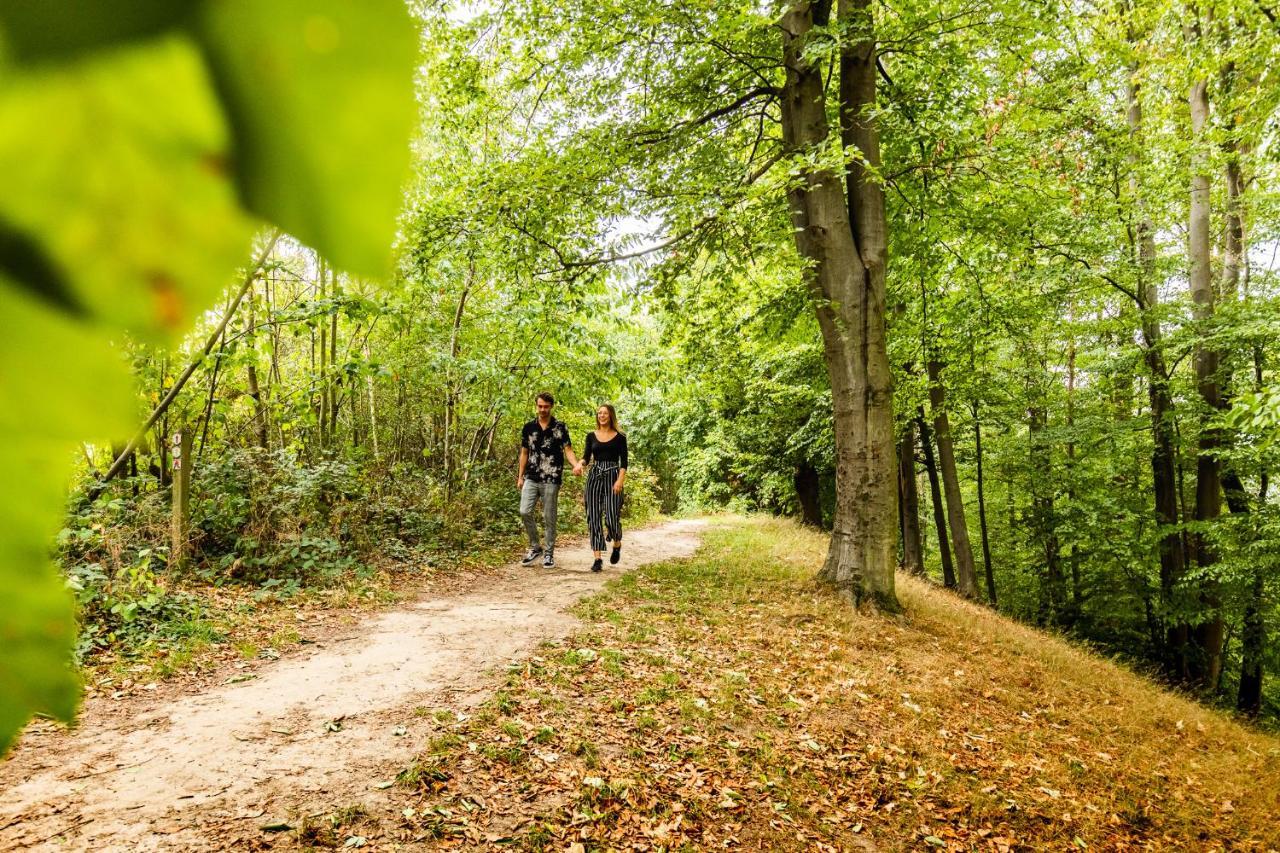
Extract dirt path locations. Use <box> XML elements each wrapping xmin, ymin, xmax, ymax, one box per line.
<box><xmin>0</xmin><ymin>519</ymin><xmax>706</xmax><ymax>851</ymax></box>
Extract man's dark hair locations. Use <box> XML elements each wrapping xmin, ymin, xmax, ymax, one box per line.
<box><xmin>537</xmin><ymin>392</ymin><xmax>555</xmax><ymax>406</ymax></box>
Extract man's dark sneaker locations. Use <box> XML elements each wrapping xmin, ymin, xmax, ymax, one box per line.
<box><xmin>521</xmin><ymin>545</ymin><xmax>543</xmax><ymax>566</ymax></box>
<box><xmin>542</xmin><ymin>549</ymin><xmax>555</xmax><ymax>568</ymax></box>
<box><xmin>591</xmin><ymin>558</ymin><xmax>603</xmax><ymax>573</ymax></box>
<box><xmin>610</xmin><ymin>544</ymin><xmax>621</xmax><ymax>565</ymax></box>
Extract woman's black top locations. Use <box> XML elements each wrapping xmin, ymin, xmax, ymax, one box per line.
<box><xmin>583</xmin><ymin>431</ymin><xmax>628</xmax><ymax>467</ymax></box>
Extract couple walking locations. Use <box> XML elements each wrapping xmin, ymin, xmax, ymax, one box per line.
<box><xmin>517</xmin><ymin>392</ymin><xmax>628</xmax><ymax>572</ymax></box>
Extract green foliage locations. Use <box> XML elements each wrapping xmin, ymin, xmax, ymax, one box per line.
<box><xmin>65</xmin><ymin>547</ymin><xmax>206</xmax><ymax>663</ymax></box>
<box><xmin>424</xmin><ymin>0</ymin><xmax>1280</xmax><ymax>715</ymax></box>
<box><xmin>1227</xmin><ymin>385</ymin><xmax>1280</xmax><ymax>451</ymax></box>
<box><xmin>0</xmin><ymin>1</ymin><xmax>191</xmax><ymax>63</ymax></box>
<box><xmin>0</xmin><ymin>1</ymin><xmax>418</xmax><ymax>751</ymax></box>
<box><xmin>645</xmin><ymin>252</ymin><xmax>834</xmax><ymax>518</ymax></box>
<box><xmin>194</xmin><ymin>0</ymin><xmax>417</xmax><ymax>276</ymax></box>
<box><xmin>7</xmin><ymin>0</ymin><xmax>1279</xmax><ymax>765</ymax></box>
<box><xmin>0</xmin><ymin>283</ymin><xmax>134</xmax><ymax>753</ymax></box>
<box><xmin>0</xmin><ymin>37</ymin><xmax>253</xmax><ymax>334</ymax></box>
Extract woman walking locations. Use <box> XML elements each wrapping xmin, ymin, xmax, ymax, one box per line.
<box><xmin>580</xmin><ymin>404</ymin><xmax>628</xmax><ymax>572</ymax></box>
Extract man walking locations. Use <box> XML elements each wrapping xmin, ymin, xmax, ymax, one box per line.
<box><xmin>518</xmin><ymin>392</ymin><xmax>580</xmax><ymax>568</ymax></box>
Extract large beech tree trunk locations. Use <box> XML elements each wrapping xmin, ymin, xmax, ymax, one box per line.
<box><xmin>1214</xmin><ymin>50</ymin><xmax>1266</xmax><ymax>712</ymax></box>
<box><xmin>1125</xmin><ymin>50</ymin><xmax>1189</xmax><ymax>678</ymax></box>
<box><xmin>779</xmin><ymin>0</ymin><xmax>898</xmax><ymax>610</ymax></box>
<box><xmin>927</xmin><ymin>360</ymin><xmax>978</xmax><ymax>598</ymax></box>
<box><xmin>1186</xmin><ymin>39</ymin><xmax>1224</xmax><ymax>691</ymax></box>
<box><xmin>1225</xmin><ymin>157</ymin><xmax>1265</xmax><ymax>712</ymax></box>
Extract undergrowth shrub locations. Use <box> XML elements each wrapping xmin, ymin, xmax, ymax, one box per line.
<box><xmin>59</xmin><ymin>446</ymin><xmax>667</xmax><ymax>667</ymax></box>
<box><xmin>63</xmin><ymin>545</ymin><xmax>206</xmax><ymax>662</ymax></box>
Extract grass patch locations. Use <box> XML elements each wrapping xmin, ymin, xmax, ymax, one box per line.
<box><xmin>396</xmin><ymin>758</ymin><xmax>450</xmax><ymax>789</ymax></box>
<box><xmin>294</xmin><ymin>801</ymin><xmax>371</xmax><ymax>848</ymax></box>
<box><xmin>425</xmin><ymin>733</ymin><xmax>462</xmax><ymax>755</ymax></box>
<box><xmin>398</xmin><ymin>517</ymin><xmax>1280</xmax><ymax>850</ymax></box>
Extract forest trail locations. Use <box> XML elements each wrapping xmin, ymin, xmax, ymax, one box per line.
<box><xmin>0</xmin><ymin>519</ymin><xmax>707</xmax><ymax>851</ymax></box>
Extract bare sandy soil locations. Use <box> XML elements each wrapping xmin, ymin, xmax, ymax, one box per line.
<box><xmin>0</xmin><ymin>519</ymin><xmax>706</xmax><ymax>851</ymax></box>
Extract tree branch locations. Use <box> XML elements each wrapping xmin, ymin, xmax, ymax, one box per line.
<box><xmin>558</xmin><ymin>150</ymin><xmax>786</xmax><ymax>271</ymax></box>
<box><xmin>632</xmin><ymin>86</ymin><xmax>780</xmax><ymax>145</ymax></box>
<box><xmin>1030</xmin><ymin>240</ymin><xmax>1139</xmax><ymax>303</ymax></box>
<box><xmin>92</xmin><ymin>231</ymin><xmax>282</xmax><ymax>492</ymax></box>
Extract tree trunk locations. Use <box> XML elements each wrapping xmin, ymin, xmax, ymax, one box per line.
<box><xmin>157</xmin><ymin>400</ymin><xmax>170</xmax><ymax>488</ymax></box>
<box><xmin>1125</xmin><ymin>47</ymin><xmax>1189</xmax><ymax>678</ymax></box>
<box><xmin>317</xmin><ymin>255</ymin><xmax>329</xmax><ymax>449</ymax></box>
<box><xmin>1221</xmin><ymin>99</ymin><xmax>1260</xmax><ymax>711</ymax></box>
<box><xmin>329</xmin><ymin>266</ymin><xmax>340</xmax><ymax>441</ymax></box>
<box><xmin>244</xmin><ymin>279</ymin><xmax>269</xmax><ymax>450</ymax></box>
<box><xmin>1066</xmin><ymin>337</ymin><xmax>1081</xmax><ymax>619</ymax></box>
<box><xmin>1236</xmin><ymin>455</ymin><xmax>1266</xmax><ymax>715</ymax></box>
<box><xmin>972</xmin><ymin>401</ymin><xmax>996</xmax><ymax>604</ymax></box>
<box><xmin>445</xmin><ymin>270</ymin><xmax>472</xmax><ymax>499</ymax></box>
<box><xmin>1186</xmin><ymin>36</ymin><xmax>1224</xmax><ymax>691</ymax></box>
<box><xmin>1237</xmin><ymin>567</ymin><xmax>1264</xmax><ymax>715</ymax></box>
<box><xmin>196</xmin><ymin>327</ymin><xmax>226</xmax><ymax>461</ymax></box>
<box><xmin>394</xmin><ymin>376</ymin><xmax>406</xmax><ymax>464</ymax></box>
<box><xmin>779</xmin><ymin>0</ymin><xmax>898</xmax><ymax>611</ymax></box>
<box><xmin>1029</xmin><ymin>402</ymin><xmax>1065</xmax><ymax>625</ymax></box>
<box><xmin>897</xmin><ymin>423</ymin><xmax>925</xmax><ymax>574</ymax></box>
<box><xmin>94</xmin><ymin>234</ymin><xmax>280</xmax><ymax>493</ymax></box>
<box><xmin>170</xmin><ymin>428</ymin><xmax>192</xmax><ymax>570</ymax></box>
<box><xmin>927</xmin><ymin>360</ymin><xmax>978</xmax><ymax>598</ymax></box>
<box><xmin>1235</xmin><ymin>200</ymin><xmax>1266</xmax><ymax>712</ymax></box>
<box><xmin>1223</xmin><ymin>159</ymin><xmax>1243</xmax><ymax>301</ymax></box>
<box><xmin>1219</xmin><ymin>44</ymin><xmax>1244</xmax><ymax>305</ymax></box>
<box><xmin>795</xmin><ymin>462</ymin><xmax>823</xmax><ymax>528</ymax></box>
<box><xmin>917</xmin><ymin>412</ymin><xmax>955</xmax><ymax>588</ymax></box>
<box><xmin>246</xmin><ymin>361</ymin><xmax>268</xmax><ymax>450</ymax></box>
<box><xmin>269</xmin><ymin>270</ymin><xmax>282</xmax><ymax>387</ymax></box>
<box><xmin>365</xmin><ymin>342</ymin><xmax>380</xmax><ymax>460</ymax></box>
<box><xmin>310</xmin><ymin>298</ymin><xmax>319</xmax><ymax>453</ymax></box>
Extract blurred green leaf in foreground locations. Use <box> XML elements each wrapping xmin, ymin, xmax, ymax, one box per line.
<box><xmin>0</xmin><ymin>0</ymin><xmax>420</xmax><ymax>753</ymax></box>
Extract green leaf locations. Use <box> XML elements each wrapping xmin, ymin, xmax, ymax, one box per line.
<box><xmin>0</xmin><ymin>36</ymin><xmax>256</xmax><ymax>341</ymax></box>
<box><xmin>193</xmin><ymin>0</ymin><xmax>418</xmax><ymax>278</ymax></box>
<box><xmin>0</xmin><ymin>0</ymin><xmax>194</xmax><ymax>65</ymax></box>
<box><xmin>0</xmin><ymin>277</ymin><xmax>134</xmax><ymax>753</ymax></box>
<box><xmin>0</xmin><ymin>1</ymin><xmax>420</xmax><ymax>760</ymax></box>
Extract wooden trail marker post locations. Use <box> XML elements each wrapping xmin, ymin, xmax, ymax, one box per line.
<box><xmin>171</xmin><ymin>429</ymin><xmax>192</xmax><ymax>568</ymax></box>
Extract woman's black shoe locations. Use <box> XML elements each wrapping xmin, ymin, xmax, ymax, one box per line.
<box><xmin>591</xmin><ymin>558</ymin><xmax>603</xmax><ymax>573</ymax></box>
<box><xmin>610</xmin><ymin>545</ymin><xmax>621</xmax><ymax>565</ymax></box>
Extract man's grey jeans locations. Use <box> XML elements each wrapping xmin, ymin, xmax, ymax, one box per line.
<box><xmin>520</xmin><ymin>479</ymin><xmax>560</xmax><ymax>551</ymax></box>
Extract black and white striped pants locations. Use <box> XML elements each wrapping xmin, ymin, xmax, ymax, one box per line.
<box><xmin>585</xmin><ymin>462</ymin><xmax>623</xmax><ymax>552</ymax></box>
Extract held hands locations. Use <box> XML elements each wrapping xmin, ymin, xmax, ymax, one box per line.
<box><xmin>572</xmin><ymin>462</ymin><xmax>584</xmax><ymax>477</ymax></box>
